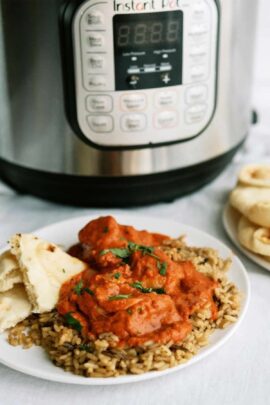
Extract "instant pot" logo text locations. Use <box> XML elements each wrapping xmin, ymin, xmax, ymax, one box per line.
<box><xmin>113</xmin><ymin>0</ymin><xmax>183</xmax><ymax>12</ymax></box>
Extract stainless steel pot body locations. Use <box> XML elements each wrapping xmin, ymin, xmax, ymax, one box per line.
<box><xmin>0</xmin><ymin>0</ymin><xmax>258</xmax><ymax>177</ymax></box>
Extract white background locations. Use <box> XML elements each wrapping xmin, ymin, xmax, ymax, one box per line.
<box><xmin>0</xmin><ymin>0</ymin><xmax>270</xmax><ymax>404</ymax></box>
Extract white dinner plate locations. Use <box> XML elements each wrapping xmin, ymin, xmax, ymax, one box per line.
<box><xmin>0</xmin><ymin>214</ymin><xmax>250</xmax><ymax>385</ymax></box>
<box><xmin>223</xmin><ymin>203</ymin><xmax>270</xmax><ymax>272</ymax></box>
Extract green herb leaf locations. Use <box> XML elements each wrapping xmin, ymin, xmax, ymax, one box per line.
<box><xmin>64</xmin><ymin>312</ymin><xmax>82</xmax><ymax>332</ymax></box>
<box><xmin>158</xmin><ymin>262</ymin><xmax>167</xmax><ymax>276</ymax></box>
<box><xmin>103</xmin><ymin>226</ymin><xmax>109</xmax><ymax>233</ymax></box>
<box><xmin>154</xmin><ymin>288</ymin><xmax>165</xmax><ymax>295</ymax></box>
<box><xmin>108</xmin><ymin>294</ymin><xmax>132</xmax><ymax>301</ymax></box>
<box><xmin>126</xmin><ymin>308</ymin><xmax>133</xmax><ymax>315</ymax></box>
<box><xmin>114</xmin><ymin>272</ymin><xmax>121</xmax><ymax>280</ymax></box>
<box><xmin>131</xmin><ymin>281</ymin><xmax>166</xmax><ymax>295</ymax></box>
<box><xmin>99</xmin><ymin>242</ymin><xmax>158</xmax><ymax>262</ymax></box>
<box><xmin>73</xmin><ymin>281</ymin><xmax>83</xmax><ymax>295</ymax></box>
<box><xmin>83</xmin><ymin>287</ymin><xmax>94</xmax><ymax>296</ymax></box>
<box><xmin>100</xmin><ymin>248</ymin><xmax>130</xmax><ymax>258</ymax></box>
<box><xmin>62</xmin><ymin>268</ymin><xmax>66</xmax><ymax>273</ymax></box>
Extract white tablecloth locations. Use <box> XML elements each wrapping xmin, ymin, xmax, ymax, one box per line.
<box><xmin>1</xmin><ymin>1</ymin><xmax>270</xmax><ymax>403</ymax></box>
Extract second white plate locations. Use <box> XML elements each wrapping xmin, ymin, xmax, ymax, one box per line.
<box><xmin>223</xmin><ymin>203</ymin><xmax>270</xmax><ymax>271</ymax></box>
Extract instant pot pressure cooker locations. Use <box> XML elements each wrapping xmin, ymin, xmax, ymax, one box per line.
<box><xmin>0</xmin><ymin>0</ymin><xmax>258</xmax><ymax>206</ymax></box>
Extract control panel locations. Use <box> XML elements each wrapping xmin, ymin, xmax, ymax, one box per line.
<box><xmin>70</xmin><ymin>0</ymin><xmax>219</xmax><ymax>148</ymax></box>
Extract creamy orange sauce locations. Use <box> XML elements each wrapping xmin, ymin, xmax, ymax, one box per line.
<box><xmin>58</xmin><ymin>216</ymin><xmax>218</xmax><ymax>348</ymax></box>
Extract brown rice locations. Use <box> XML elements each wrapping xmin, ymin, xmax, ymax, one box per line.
<box><xmin>7</xmin><ymin>238</ymin><xmax>240</xmax><ymax>378</ymax></box>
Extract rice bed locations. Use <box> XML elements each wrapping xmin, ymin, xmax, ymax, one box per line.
<box><xmin>7</xmin><ymin>239</ymin><xmax>240</xmax><ymax>378</ymax></box>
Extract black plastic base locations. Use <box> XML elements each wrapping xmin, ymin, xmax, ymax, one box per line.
<box><xmin>0</xmin><ymin>142</ymin><xmax>243</xmax><ymax>207</ymax></box>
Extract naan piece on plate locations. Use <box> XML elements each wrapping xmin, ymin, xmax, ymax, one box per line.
<box><xmin>238</xmin><ymin>216</ymin><xmax>270</xmax><ymax>256</ymax></box>
<box><xmin>0</xmin><ymin>284</ymin><xmax>31</xmax><ymax>333</ymax></box>
<box><xmin>238</xmin><ymin>164</ymin><xmax>270</xmax><ymax>188</ymax></box>
<box><xmin>10</xmin><ymin>234</ymin><xmax>89</xmax><ymax>313</ymax></box>
<box><xmin>230</xmin><ymin>186</ymin><xmax>270</xmax><ymax>227</ymax></box>
<box><xmin>0</xmin><ymin>251</ymin><xmax>22</xmax><ymax>293</ymax></box>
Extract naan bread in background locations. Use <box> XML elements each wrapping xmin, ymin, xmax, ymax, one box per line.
<box><xmin>0</xmin><ymin>251</ymin><xmax>22</xmax><ymax>292</ymax></box>
<box><xmin>10</xmin><ymin>234</ymin><xmax>89</xmax><ymax>313</ymax></box>
<box><xmin>0</xmin><ymin>284</ymin><xmax>31</xmax><ymax>333</ymax></box>
<box><xmin>238</xmin><ymin>164</ymin><xmax>270</xmax><ymax>188</ymax></box>
<box><xmin>230</xmin><ymin>186</ymin><xmax>270</xmax><ymax>227</ymax></box>
<box><xmin>238</xmin><ymin>216</ymin><xmax>270</xmax><ymax>256</ymax></box>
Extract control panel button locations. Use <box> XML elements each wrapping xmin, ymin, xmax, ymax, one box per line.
<box><xmin>186</xmin><ymin>85</ymin><xmax>207</xmax><ymax>104</ymax></box>
<box><xmin>86</xmin><ymin>75</ymin><xmax>107</xmax><ymax>90</ymax></box>
<box><xmin>189</xmin><ymin>23</ymin><xmax>209</xmax><ymax>36</ymax></box>
<box><xmin>88</xmin><ymin>55</ymin><xmax>106</xmax><ymax>72</ymax></box>
<box><xmin>84</xmin><ymin>10</ymin><xmax>104</xmax><ymax>26</ymax></box>
<box><xmin>121</xmin><ymin>114</ymin><xmax>146</xmax><ymax>132</ymax></box>
<box><xmin>87</xmin><ymin>115</ymin><xmax>113</xmax><ymax>133</ymax></box>
<box><xmin>154</xmin><ymin>111</ymin><xmax>178</xmax><ymax>129</ymax></box>
<box><xmin>87</xmin><ymin>33</ymin><xmax>105</xmax><ymax>48</ymax></box>
<box><xmin>155</xmin><ymin>91</ymin><xmax>178</xmax><ymax>108</ymax></box>
<box><xmin>185</xmin><ymin>104</ymin><xmax>207</xmax><ymax>124</ymax></box>
<box><xmin>190</xmin><ymin>65</ymin><xmax>208</xmax><ymax>81</ymax></box>
<box><xmin>120</xmin><ymin>94</ymin><xmax>146</xmax><ymax>112</ymax></box>
<box><xmin>192</xmin><ymin>2</ymin><xmax>207</xmax><ymax>19</ymax></box>
<box><xmin>86</xmin><ymin>95</ymin><xmax>113</xmax><ymax>113</ymax></box>
<box><xmin>189</xmin><ymin>44</ymin><xmax>207</xmax><ymax>57</ymax></box>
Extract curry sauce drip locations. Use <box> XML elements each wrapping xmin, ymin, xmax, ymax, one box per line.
<box><xmin>58</xmin><ymin>216</ymin><xmax>218</xmax><ymax>348</ymax></box>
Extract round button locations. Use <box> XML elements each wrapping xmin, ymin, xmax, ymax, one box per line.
<box><xmin>189</xmin><ymin>44</ymin><xmax>207</xmax><ymax>57</ymax></box>
<box><xmin>87</xmin><ymin>55</ymin><xmax>106</xmax><ymax>72</ymax></box>
<box><xmin>192</xmin><ymin>2</ymin><xmax>207</xmax><ymax>19</ymax></box>
<box><xmin>86</xmin><ymin>95</ymin><xmax>113</xmax><ymax>113</ymax></box>
<box><xmin>84</xmin><ymin>10</ymin><xmax>104</xmax><ymax>26</ymax></box>
<box><xmin>154</xmin><ymin>111</ymin><xmax>178</xmax><ymax>129</ymax></box>
<box><xmin>190</xmin><ymin>65</ymin><xmax>207</xmax><ymax>81</ymax></box>
<box><xmin>87</xmin><ymin>33</ymin><xmax>105</xmax><ymax>48</ymax></box>
<box><xmin>86</xmin><ymin>75</ymin><xmax>107</xmax><ymax>90</ymax></box>
<box><xmin>185</xmin><ymin>85</ymin><xmax>207</xmax><ymax>104</ymax></box>
<box><xmin>155</xmin><ymin>91</ymin><xmax>178</xmax><ymax>108</ymax></box>
<box><xmin>120</xmin><ymin>94</ymin><xmax>146</xmax><ymax>112</ymax></box>
<box><xmin>189</xmin><ymin>23</ymin><xmax>209</xmax><ymax>36</ymax></box>
<box><xmin>121</xmin><ymin>114</ymin><xmax>146</xmax><ymax>132</ymax></box>
<box><xmin>87</xmin><ymin>115</ymin><xmax>113</xmax><ymax>133</ymax></box>
<box><xmin>185</xmin><ymin>104</ymin><xmax>207</xmax><ymax>124</ymax></box>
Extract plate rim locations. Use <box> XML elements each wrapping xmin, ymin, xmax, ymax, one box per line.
<box><xmin>0</xmin><ymin>213</ymin><xmax>250</xmax><ymax>385</ymax></box>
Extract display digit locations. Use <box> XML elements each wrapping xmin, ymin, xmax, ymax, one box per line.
<box><xmin>134</xmin><ymin>24</ymin><xmax>147</xmax><ymax>45</ymax></box>
<box><xmin>150</xmin><ymin>22</ymin><xmax>163</xmax><ymax>44</ymax></box>
<box><xmin>167</xmin><ymin>20</ymin><xmax>180</xmax><ymax>42</ymax></box>
<box><xmin>118</xmin><ymin>25</ymin><xmax>130</xmax><ymax>47</ymax></box>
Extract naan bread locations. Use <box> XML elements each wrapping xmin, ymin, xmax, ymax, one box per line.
<box><xmin>238</xmin><ymin>164</ymin><xmax>270</xmax><ymax>188</ymax></box>
<box><xmin>0</xmin><ymin>251</ymin><xmax>22</xmax><ymax>292</ymax></box>
<box><xmin>10</xmin><ymin>234</ymin><xmax>88</xmax><ymax>313</ymax></box>
<box><xmin>230</xmin><ymin>186</ymin><xmax>270</xmax><ymax>227</ymax></box>
<box><xmin>0</xmin><ymin>284</ymin><xmax>31</xmax><ymax>333</ymax></box>
<box><xmin>238</xmin><ymin>216</ymin><xmax>270</xmax><ymax>256</ymax></box>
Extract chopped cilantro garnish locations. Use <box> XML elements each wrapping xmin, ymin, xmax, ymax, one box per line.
<box><xmin>114</xmin><ymin>272</ymin><xmax>121</xmax><ymax>280</ymax></box>
<box><xmin>99</xmin><ymin>242</ymin><xmax>159</xmax><ymax>262</ymax></box>
<box><xmin>108</xmin><ymin>294</ymin><xmax>131</xmax><ymax>301</ymax></box>
<box><xmin>64</xmin><ymin>312</ymin><xmax>82</xmax><ymax>332</ymax></box>
<box><xmin>126</xmin><ymin>308</ymin><xmax>133</xmax><ymax>315</ymax></box>
<box><xmin>83</xmin><ymin>287</ymin><xmax>94</xmax><ymax>296</ymax></box>
<box><xmin>73</xmin><ymin>281</ymin><xmax>83</xmax><ymax>295</ymax></box>
<box><xmin>131</xmin><ymin>281</ymin><xmax>165</xmax><ymax>295</ymax></box>
<box><xmin>158</xmin><ymin>262</ymin><xmax>167</xmax><ymax>276</ymax></box>
<box><xmin>62</xmin><ymin>268</ymin><xmax>66</xmax><ymax>273</ymax></box>
<box><xmin>100</xmin><ymin>248</ymin><xmax>130</xmax><ymax>259</ymax></box>
<box><xmin>103</xmin><ymin>226</ymin><xmax>109</xmax><ymax>233</ymax></box>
